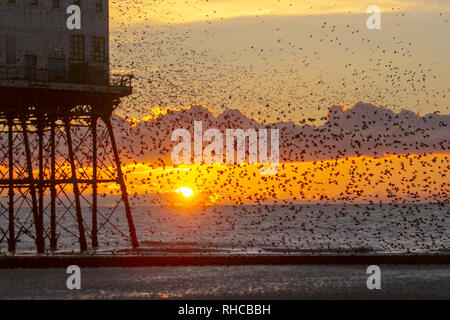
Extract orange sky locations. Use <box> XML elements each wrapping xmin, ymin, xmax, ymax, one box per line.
<box><xmin>1</xmin><ymin>153</ymin><xmax>447</xmax><ymax>207</ymax></box>
<box><xmin>109</xmin><ymin>0</ymin><xmax>450</xmax><ymax>123</ymax></box>
<box><xmin>110</xmin><ymin>0</ymin><xmax>449</xmax><ymax>26</ymax></box>
<box><xmin>3</xmin><ymin>2</ymin><xmax>446</xmax><ymax>209</ymax></box>
<box><xmin>118</xmin><ymin>154</ymin><xmax>449</xmax><ymax>206</ymax></box>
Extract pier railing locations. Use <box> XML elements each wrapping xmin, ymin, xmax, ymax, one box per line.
<box><xmin>0</xmin><ymin>65</ymin><xmax>133</xmax><ymax>89</ymax></box>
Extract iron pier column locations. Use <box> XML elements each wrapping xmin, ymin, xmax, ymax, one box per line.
<box><xmin>103</xmin><ymin>115</ymin><xmax>139</xmax><ymax>249</ymax></box>
<box><xmin>21</xmin><ymin>117</ymin><xmax>45</xmax><ymax>253</ymax></box>
<box><xmin>50</xmin><ymin>119</ymin><xmax>57</xmax><ymax>250</ymax></box>
<box><xmin>91</xmin><ymin>115</ymin><xmax>98</xmax><ymax>248</ymax></box>
<box><xmin>8</xmin><ymin>117</ymin><xmax>15</xmax><ymax>253</ymax></box>
<box><xmin>64</xmin><ymin>118</ymin><xmax>88</xmax><ymax>252</ymax></box>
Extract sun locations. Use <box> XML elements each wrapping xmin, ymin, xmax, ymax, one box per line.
<box><xmin>175</xmin><ymin>187</ymin><xmax>194</xmax><ymax>198</ymax></box>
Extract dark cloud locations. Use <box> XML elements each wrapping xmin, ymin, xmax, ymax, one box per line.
<box><xmin>111</xmin><ymin>102</ymin><xmax>450</xmax><ymax>165</ymax></box>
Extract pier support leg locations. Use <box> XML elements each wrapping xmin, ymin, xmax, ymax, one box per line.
<box><xmin>50</xmin><ymin>120</ymin><xmax>57</xmax><ymax>251</ymax></box>
<box><xmin>37</xmin><ymin>120</ymin><xmax>44</xmax><ymax>248</ymax></box>
<box><xmin>8</xmin><ymin>118</ymin><xmax>15</xmax><ymax>253</ymax></box>
<box><xmin>64</xmin><ymin>119</ymin><xmax>88</xmax><ymax>252</ymax></box>
<box><xmin>91</xmin><ymin>115</ymin><xmax>98</xmax><ymax>248</ymax></box>
<box><xmin>21</xmin><ymin>118</ymin><xmax>45</xmax><ymax>253</ymax></box>
<box><xmin>103</xmin><ymin>116</ymin><xmax>139</xmax><ymax>249</ymax></box>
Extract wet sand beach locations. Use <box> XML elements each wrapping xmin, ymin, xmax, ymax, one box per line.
<box><xmin>1</xmin><ymin>265</ymin><xmax>449</xmax><ymax>300</ymax></box>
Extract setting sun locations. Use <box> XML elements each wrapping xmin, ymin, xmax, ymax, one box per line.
<box><xmin>175</xmin><ymin>187</ymin><xmax>194</xmax><ymax>198</ymax></box>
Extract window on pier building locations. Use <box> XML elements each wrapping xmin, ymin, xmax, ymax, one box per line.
<box><xmin>70</xmin><ymin>35</ymin><xmax>85</xmax><ymax>61</ymax></box>
<box><xmin>96</xmin><ymin>0</ymin><xmax>103</xmax><ymax>13</ymax></box>
<box><xmin>5</xmin><ymin>36</ymin><xmax>16</xmax><ymax>65</ymax></box>
<box><xmin>91</xmin><ymin>37</ymin><xmax>106</xmax><ymax>62</ymax></box>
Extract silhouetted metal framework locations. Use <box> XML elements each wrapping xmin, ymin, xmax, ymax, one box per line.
<box><xmin>0</xmin><ymin>75</ymin><xmax>138</xmax><ymax>253</ymax></box>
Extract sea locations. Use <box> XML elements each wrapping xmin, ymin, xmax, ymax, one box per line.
<box><xmin>0</xmin><ymin>203</ymin><xmax>449</xmax><ymax>299</ymax></box>
<box><xmin>1</xmin><ymin>203</ymin><xmax>448</xmax><ymax>255</ymax></box>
